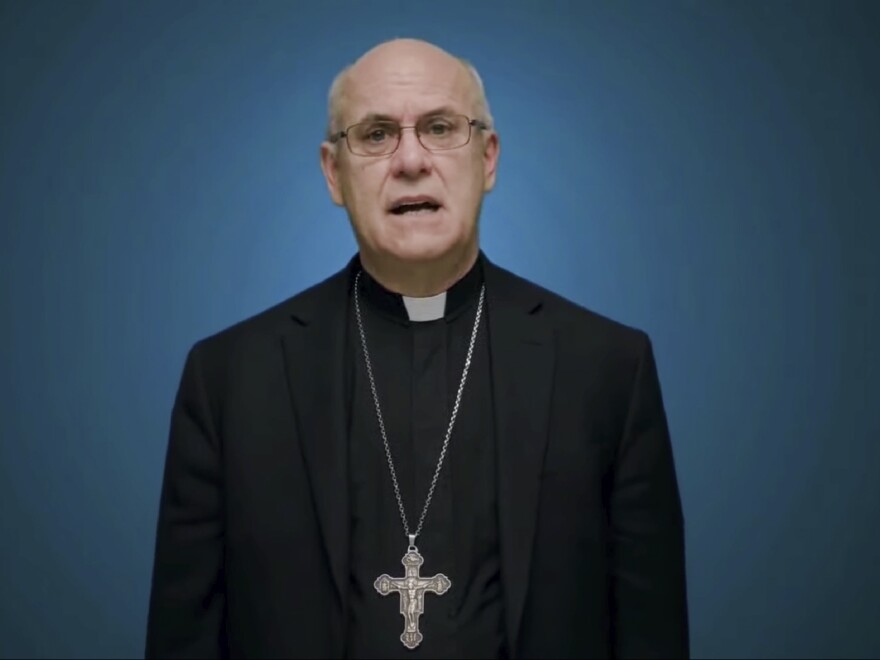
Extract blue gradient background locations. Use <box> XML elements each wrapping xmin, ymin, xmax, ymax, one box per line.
<box><xmin>1</xmin><ymin>1</ymin><xmax>878</xmax><ymax>657</ymax></box>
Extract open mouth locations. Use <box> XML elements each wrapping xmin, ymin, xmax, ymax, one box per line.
<box><xmin>389</xmin><ymin>201</ymin><xmax>441</xmax><ymax>215</ymax></box>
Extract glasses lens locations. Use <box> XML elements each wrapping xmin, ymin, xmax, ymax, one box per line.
<box><xmin>418</xmin><ymin>114</ymin><xmax>469</xmax><ymax>151</ymax></box>
<box><xmin>348</xmin><ymin>121</ymin><xmax>400</xmax><ymax>156</ymax></box>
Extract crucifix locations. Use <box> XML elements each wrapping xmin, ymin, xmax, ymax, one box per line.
<box><xmin>374</xmin><ymin>541</ymin><xmax>452</xmax><ymax>650</ymax></box>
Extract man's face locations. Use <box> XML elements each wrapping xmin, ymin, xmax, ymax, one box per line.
<box><xmin>320</xmin><ymin>41</ymin><xmax>499</xmax><ymax>267</ymax></box>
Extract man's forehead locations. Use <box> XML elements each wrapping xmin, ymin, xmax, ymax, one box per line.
<box><xmin>341</xmin><ymin>41</ymin><xmax>474</xmax><ymax>119</ymax></box>
<box><xmin>352</xmin><ymin>39</ymin><xmax>464</xmax><ymax>83</ymax></box>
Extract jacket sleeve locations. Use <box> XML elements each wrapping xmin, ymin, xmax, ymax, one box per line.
<box><xmin>146</xmin><ymin>342</ymin><xmax>227</xmax><ymax>658</ymax></box>
<box><xmin>609</xmin><ymin>334</ymin><xmax>690</xmax><ymax>658</ymax></box>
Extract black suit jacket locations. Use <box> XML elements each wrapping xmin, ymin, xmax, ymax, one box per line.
<box><xmin>146</xmin><ymin>255</ymin><xmax>689</xmax><ymax>659</ymax></box>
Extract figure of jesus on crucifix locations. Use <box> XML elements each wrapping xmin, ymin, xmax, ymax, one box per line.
<box><xmin>374</xmin><ymin>547</ymin><xmax>452</xmax><ymax>649</ymax></box>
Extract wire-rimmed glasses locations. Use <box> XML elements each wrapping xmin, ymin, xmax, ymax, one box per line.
<box><xmin>330</xmin><ymin>113</ymin><xmax>488</xmax><ymax>156</ymax></box>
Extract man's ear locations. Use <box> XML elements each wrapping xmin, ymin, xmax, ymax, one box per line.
<box><xmin>320</xmin><ymin>141</ymin><xmax>345</xmax><ymax>206</ymax></box>
<box><xmin>482</xmin><ymin>131</ymin><xmax>500</xmax><ymax>193</ymax></box>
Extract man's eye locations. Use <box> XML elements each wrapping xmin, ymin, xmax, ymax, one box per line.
<box><xmin>426</xmin><ymin>122</ymin><xmax>451</xmax><ymax>135</ymax></box>
<box><xmin>356</xmin><ymin>123</ymin><xmax>396</xmax><ymax>143</ymax></box>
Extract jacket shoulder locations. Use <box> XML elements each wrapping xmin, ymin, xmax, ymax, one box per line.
<box><xmin>187</xmin><ymin>264</ymin><xmax>348</xmax><ymax>363</ymax></box>
<box><xmin>489</xmin><ymin>261</ymin><xmax>650</xmax><ymax>357</ymax></box>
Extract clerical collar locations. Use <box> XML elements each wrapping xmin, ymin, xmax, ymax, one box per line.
<box><xmin>353</xmin><ymin>253</ymin><xmax>484</xmax><ymax>324</ymax></box>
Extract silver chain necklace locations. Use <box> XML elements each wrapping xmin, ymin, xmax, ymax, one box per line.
<box><xmin>352</xmin><ymin>268</ymin><xmax>485</xmax><ymax>650</ymax></box>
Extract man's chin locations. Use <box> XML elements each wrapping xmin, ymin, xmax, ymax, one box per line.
<box><xmin>381</xmin><ymin>234</ymin><xmax>473</xmax><ymax>264</ymax></box>
<box><xmin>383</xmin><ymin>209</ymin><xmax>447</xmax><ymax>236</ymax></box>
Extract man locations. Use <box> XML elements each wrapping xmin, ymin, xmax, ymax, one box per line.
<box><xmin>146</xmin><ymin>38</ymin><xmax>689</xmax><ymax>659</ymax></box>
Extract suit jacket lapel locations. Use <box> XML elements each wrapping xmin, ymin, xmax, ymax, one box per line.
<box><xmin>484</xmin><ymin>258</ymin><xmax>555</xmax><ymax>657</ymax></box>
<box><xmin>281</xmin><ymin>266</ymin><xmax>352</xmax><ymax>615</ymax></box>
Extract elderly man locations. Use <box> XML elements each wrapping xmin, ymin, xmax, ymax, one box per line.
<box><xmin>146</xmin><ymin>38</ymin><xmax>689</xmax><ymax>659</ymax></box>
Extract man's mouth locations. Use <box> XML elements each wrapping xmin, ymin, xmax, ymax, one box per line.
<box><xmin>390</xmin><ymin>202</ymin><xmax>440</xmax><ymax>215</ymax></box>
<box><xmin>388</xmin><ymin>197</ymin><xmax>442</xmax><ymax>215</ymax></box>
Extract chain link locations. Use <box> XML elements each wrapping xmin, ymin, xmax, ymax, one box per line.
<box><xmin>353</xmin><ymin>269</ymin><xmax>485</xmax><ymax>543</ymax></box>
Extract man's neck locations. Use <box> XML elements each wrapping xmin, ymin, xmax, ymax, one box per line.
<box><xmin>359</xmin><ymin>245</ymin><xmax>479</xmax><ymax>298</ymax></box>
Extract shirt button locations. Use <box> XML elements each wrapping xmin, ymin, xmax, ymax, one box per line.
<box><xmin>448</xmin><ymin>605</ymin><xmax>458</xmax><ymax>619</ymax></box>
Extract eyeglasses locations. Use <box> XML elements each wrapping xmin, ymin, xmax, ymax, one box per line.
<box><xmin>330</xmin><ymin>113</ymin><xmax>488</xmax><ymax>157</ymax></box>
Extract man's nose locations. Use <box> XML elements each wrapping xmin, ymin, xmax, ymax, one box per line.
<box><xmin>390</xmin><ymin>127</ymin><xmax>432</xmax><ymax>178</ymax></box>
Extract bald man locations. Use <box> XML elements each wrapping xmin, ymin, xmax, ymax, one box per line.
<box><xmin>146</xmin><ymin>39</ymin><xmax>689</xmax><ymax>659</ymax></box>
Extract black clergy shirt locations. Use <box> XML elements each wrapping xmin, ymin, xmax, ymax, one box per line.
<box><xmin>344</xmin><ymin>254</ymin><xmax>507</xmax><ymax>659</ymax></box>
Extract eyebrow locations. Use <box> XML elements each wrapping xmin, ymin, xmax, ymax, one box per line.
<box><xmin>353</xmin><ymin>106</ymin><xmax>460</xmax><ymax>125</ymax></box>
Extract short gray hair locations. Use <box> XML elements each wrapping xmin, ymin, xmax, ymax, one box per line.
<box><xmin>325</xmin><ymin>55</ymin><xmax>494</xmax><ymax>140</ymax></box>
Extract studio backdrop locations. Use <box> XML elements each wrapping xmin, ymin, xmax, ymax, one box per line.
<box><xmin>1</xmin><ymin>1</ymin><xmax>878</xmax><ymax>657</ymax></box>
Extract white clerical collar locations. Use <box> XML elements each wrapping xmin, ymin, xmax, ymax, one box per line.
<box><xmin>402</xmin><ymin>291</ymin><xmax>447</xmax><ymax>322</ymax></box>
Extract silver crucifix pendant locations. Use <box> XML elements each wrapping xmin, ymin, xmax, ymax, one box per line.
<box><xmin>374</xmin><ymin>537</ymin><xmax>452</xmax><ymax>650</ymax></box>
